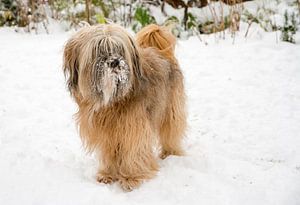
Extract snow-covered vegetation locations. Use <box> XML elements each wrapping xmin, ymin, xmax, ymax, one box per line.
<box><xmin>0</xmin><ymin>0</ymin><xmax>299</xmax><ymax>204</ymax></box>
<box><xmin>0</xmin><ymin>0</ymin><xmax>299</xmax><ymax>42</ymax></box>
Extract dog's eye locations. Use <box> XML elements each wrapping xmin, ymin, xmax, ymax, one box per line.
<box><xmin>110</xmin><ymin>59</ymin><xmax>119</xmax><ymax>68</ymax></box>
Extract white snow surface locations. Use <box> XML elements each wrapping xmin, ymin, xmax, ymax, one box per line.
<box><xmin>0</xmin><ymin>26</ymin><xmax>300</xmax><ymax>205</ymax></box>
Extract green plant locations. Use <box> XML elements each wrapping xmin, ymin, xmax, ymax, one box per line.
<box><xmin>52</xmin><ymin>0</ymin><xmax>69</xmax><ymax>12</ymax></box>
<box><xmin>242</xmin><ymin>9</ymin><xmax>259</xmax><ymax>24</ymax></box>
<box><xmin>242</xmin><ymin>9</ymin><xmax>259</xmax><ymax>37</ymax></box>
<box><xmin>2</xmin><ymin>0</ymin><xmax>15</xmax><ymax>9</ymax></box>
<box><xmin>163</xmin><ymin>16</ymin><xmax>183</xmax><ymax>37</ymax></box>
<box><xmin>257</xmin><ymin>7</ymin><xmax>277</xmax><ymax>32</ymax></box>
<box><xmin>95</xmin><ymin>13</ymin><xmax>106</xmax><ymax>24</ymax></box>
<box><xmin>280</xmin><ymin>10</ymin><xmax>298</xmax><ymax>43</ymax></box>
<box><xmin>92</xmin><ymin>0</ymin><xmax>109</xmax><ymax>18</ymax></box>
<box><xmin>0</xmin><ymin>0</ymin><xmax>18</xmax><ymax>26</ymax></box>
<box><xmin>132</xmin><ymin>6</ymin><xmax>156</xmax><ymax>32</ymax></box>
<box><xmin>240</xmin><ymin>5</ymin><xmax>281</xmax><ymax>35</ymax></box>
<box><xmin>186</xmin><ymin>12</ymin><xmax>197</xmax><ymax>29</ymax></box>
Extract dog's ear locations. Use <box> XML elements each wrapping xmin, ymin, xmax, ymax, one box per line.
<box><xmin>63</xmin><ymin>36</ymin><xmax>80</xmax><ymax>96</ymax></box>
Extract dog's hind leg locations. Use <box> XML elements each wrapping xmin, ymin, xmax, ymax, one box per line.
<box><xmin>159</xmin><ymin>71</ymin><xmax>186</xmax><ymax>159</ymax></box>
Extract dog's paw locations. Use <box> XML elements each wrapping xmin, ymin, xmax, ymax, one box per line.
<box><xmin>119</xmin><ymin>177</ymin><xmax>142</xmax><ymax>191</ymax></box>
<box><xmin>96</xmin><ymin>174</ymin><xmax>116</xmax><ymax>184</ymax></box>
<box><xmin>159</xmin><ymin>150</ymin><xmax>170</xmax><ymax>159</ymax></box>
<box><xmin>160</xmin><ymin>149</ymin><xmax>184</xmax><ymax>159</ymax></box>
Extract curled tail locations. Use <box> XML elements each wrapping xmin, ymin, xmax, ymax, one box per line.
<box><xmin>136</xmin><ymin>24</ymin><xmax>177</xmax><ymax>64</ymax></box>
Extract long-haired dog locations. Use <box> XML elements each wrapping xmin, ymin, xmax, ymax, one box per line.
<box><xmin>63</xmin><ymin>24</ymin><xmax>186</xmax><ymax>191</ymax></box>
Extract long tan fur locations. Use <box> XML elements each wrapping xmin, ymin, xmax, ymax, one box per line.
<box><xmin>63</xmin><ymin>24</ymin><xmax>186</xmax><ymax>191</ymax></box>
<box><xmin>136</xmin><ymin>24</ymin><xmax>177</xmax><ymax>64</ymax></box>
<box><xmin>136</xmin><ymin>24</ymin><xmax>186</xmax><ymax>159</ymax></box>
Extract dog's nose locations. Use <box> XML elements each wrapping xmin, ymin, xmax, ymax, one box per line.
<box><xmin>110</xmin><ymin>59</ymin><xmax>119</xmax><ymax>68</ymax></box>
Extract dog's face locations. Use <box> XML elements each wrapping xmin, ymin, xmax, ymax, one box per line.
<box><xmin>63</xmin><ymin>24</ymin><xmax>141</xmax><ymax>106</ymax></box>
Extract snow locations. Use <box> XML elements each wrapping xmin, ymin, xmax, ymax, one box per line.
<box><xmin>0</xmin><ymin>25</ymin><xmax>300</xmax><ymax>205</ymax></box>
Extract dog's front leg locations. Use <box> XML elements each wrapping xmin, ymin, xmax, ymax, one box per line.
<box><xmin>96</xmin><ymin>150</ymin><xmax>118</xmax><ymax>184</ymax></box>
<box><xmin>116</xmin><ymin>116</ymin><xmax>158</xmax><ymax>191</ymax></box>
<box><xmin>96</xmin><ymin>165</ymin><xmax>118</xmax><ymax>184</ymax></box>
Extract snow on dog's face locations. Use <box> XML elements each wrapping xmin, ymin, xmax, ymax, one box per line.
<box><xmin>92</xmin><ymin>51</ymin><xmax>130</xmax><ymax>105</ymax></box>
<box><xmin>63</xmin><ymin>24</ymin><xmax>141</xmax><ymax>106</ymax></box>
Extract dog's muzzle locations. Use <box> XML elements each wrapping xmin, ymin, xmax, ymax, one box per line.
<box><xmin>92</xmin><ymin>56</ymin><xmax>131</xmax><ymax>104</ymax></box>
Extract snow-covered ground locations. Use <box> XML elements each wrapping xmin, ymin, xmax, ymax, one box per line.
<box><xmin>0</xmin><ymin>25</ymin><xmax>300</xmax><ymax>205</ymax></box>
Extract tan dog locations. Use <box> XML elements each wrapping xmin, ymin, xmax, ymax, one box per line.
<box><xmin>63</xmin><ymin>24</ymin><xmax>186</xmax><ymax>191</ymax></box>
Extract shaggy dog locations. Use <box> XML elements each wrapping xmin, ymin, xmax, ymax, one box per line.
<box><xmin>63</xmin><ymin>24</ymin><xmax>186</xmax><ymax>191</ymax></box>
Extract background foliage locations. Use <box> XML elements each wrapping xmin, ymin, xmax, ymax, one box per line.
<box><xmin>0</xmin><ymin>0</ymin><xmax>299</xmax><ymax>43</ymax></box>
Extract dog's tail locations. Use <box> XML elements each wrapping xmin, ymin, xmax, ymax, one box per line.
<box><xmin>136</xmin><ymin>24</ymin><xmax>177</xmax><ymax>64</ymax></box>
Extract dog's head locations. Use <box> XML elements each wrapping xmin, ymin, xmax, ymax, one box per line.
<box><xmin>63</xmin><ymin>24</ymin><xmax>142</xmax><ymax>106</ymax></box>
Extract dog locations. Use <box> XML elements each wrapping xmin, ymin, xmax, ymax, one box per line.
<box><xmin>63</xmin><ymin>23</ymin><xmax>186</xmax><ymax>191</ymax></box>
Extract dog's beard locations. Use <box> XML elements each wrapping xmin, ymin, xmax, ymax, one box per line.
<box><xmin>92</xmin><ymin>54</ymin><xmax>131</xmax><ymax>106</ymax></box>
